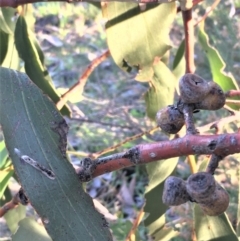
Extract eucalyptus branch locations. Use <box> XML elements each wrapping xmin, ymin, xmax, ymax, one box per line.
<box><xmin>225</xmin><ymin>99</ymin><xmax>240</xmax><ymax>105</ymax></box>
<box><xmin>92</xmin><ymin>126</ymin><xmax>158</xmax><ymax>158</ymax></box>
<box><xmin>225</xmin><ymin>90</ymin><xmax>240</xmax><ymax>97</ymax></box>
<box><xmin>182</xmin><ymin>7</ymin><xmax>195</xmax><ymax>73</ymax></box>
<box><xmin>125</xmin><ymin>208</ymin><xmax>144</xmax><ymax>241</ymax></box>
<box><xmin>76</xmin><ymin>133</ymin><xmax>240</xmax><ymax>181</ymax></box>
<box><xmin>56</xmin><ymin>50</ymin><xmax>110</xmax><ymax>110</ymax></box>
<box><xmin>194</xmin><ymin>0</ymin><xmax>221</xmax><ymax>27</ymax></box>
<box><xmin>205</xmin><ymin>154</ymin><xmax>223</xmax><ymax>174</ymax></box>
<box><xmin>0</xmin><ymin>188</ymin><xmax>28</xmax><ymax>217</ymax></box>
<box><xmin>198</xmin><ymin>111</ymin><xmax>240</xmax><ymax>134</ymax></box>
<box><xmin>177</xmin><ymin>0</ymin><xmax>203</xmax><ymax>12</ymax></box>
<box><xmin>182</xmin><ymin>104</ymin><xmax>198</xmax><ymax>134</ymax></box>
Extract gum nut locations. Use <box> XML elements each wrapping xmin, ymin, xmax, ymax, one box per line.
<box><xmin>199</xmin><ymin>184</ymin><xmax>229</xmax><ymax>216</ymax></box>
<box><xmin>179</xmin><ymin>73</ymin><xmax>210</xmax><ymax>103</ymax></box>
<box><xmin>156</xmin><ymin>106</ymin><xmax>184</xmax><ymax>134</ymax></box>
<box><xmin>195</xmin><ymin>82</ymin><xmax>226</xmax><ymax>110</ymax></box>
<box><xmin>162</xmin><ymin>176</ymin><xmax>190</xmax><ymax>206</ymax></box>
<box><xmin>186</xmin><ymin>172</ymin><xmax>216</xmax><ymax>203</ymax></box>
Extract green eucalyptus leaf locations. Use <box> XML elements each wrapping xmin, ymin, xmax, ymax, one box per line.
<box><xmin>0</xmin><ymin>67</ymin><xmax>112</xmax><ymax>241</ymax></box>
<box><xmin>12</xmin><ymin>217</ymin><xmax>52</xmax><ymax>241</ymax></box>
<box><xmin>172</xmin><ymin>39</ymin><xmax>185</xmax><ymax>82</ymax></box>
<box><xmin>103</xmin><ymin>2</ymin><xmax>176</xmax><ymax>80</ymax></box>
<box><xmin>33</xmin><ymin>38</ymin><xmax>45</xmax><ymax>66</ymax></box>
<box><xmin>1</xmin><ymin>186</ymin><xmax>12</xmax><ymax>205</ymax></box>
<box><xmin>110</xmin><ymin>219</ymin><xmax>132</xmax><ymax>240</ymax></box>
<box><xmin>1</xmin><ymin>35</ymin><xmax>19</xmax><ymax>70</ymax></box>
<box><xmin>0</xmin><ymin>140</ymin><xmax>8</xmax><ymax>169</ymax></box>
<box><xmin>198</xmin><ymin>22</ymin><xmax>240</xmax><ymax>109</ymax></box>
<box><xmin>147</xmin><ymin>214</ymin><xmax>178</xmax><ymax>240</ymax></box>
<box><xmin>194</xmin><ymin>157</ymin><xmax>237</xmax><ymax>240</ymax></box>
<box><xmin>5</xmin><ymin>204</ymin><xmax>26</xmax><ymax>234</ymax></box>
<box><xmin>144</xmin><ymin>157</ymin><xmax>178</xmax><ymax>226</ymax></box>
<box><xmin>14</xmin><ymin>16</ymin><xmax>71</xmax><ymax>116</ymax></box>
<box><xmin>144</xmin><ymin>61</ymin><xmax>176</xmax><ymax>120</ymax></box>
<box><xmin>173</xmin><ymin>40</ymin><xmax>185</xmax><ymax>70</ymax></box>
<box><xmin>0</xmin><ymin>8</ymin><xmax>17</xmax><ymax>34</ymax></box>
<box><xmin>0</xmin><ymin>29</ymin><xmax>9</xmax><ymax>65</ymax></box>
<box><xmin>152</xmin><ymin>226</ymin><xmax>178</xmax><ymax>241</ymax></box>
<box><xmin>144</xmin><ymin>158</ymin><xmax>178</xmax><ymax>241</ymax></box>
<box><xmin>103</xmin><ymin>3</ymin><xmax>176</xmax><ymax>120</ymax></box>
<box><xmin>194</xmin><ymin>205</ymin><xmax>238</xmax><ymax>241</ymax></box>
<box><xmin>0</xmin><ymin>169</ymin><xmax>14</xmax><ymax>199</ymax></box>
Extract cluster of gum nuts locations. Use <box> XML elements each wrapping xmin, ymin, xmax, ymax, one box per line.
<box><xmin>162</xmin><ymin>172</ymin><xmax>229</xmax><ymax>216</ymax></box>
<box><xmin>156</xmin><ymin>73</ymin><xmax>226</xmax><ymax>134</ymax></box>
<box><xmin>156</xmin><ymin>73</ymin><xmax>229</xmax><ymax>216</ymax></box>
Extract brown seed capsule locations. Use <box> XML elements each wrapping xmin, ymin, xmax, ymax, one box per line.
<box><xmin>156</xmin><ymin>105</ymin><xmax>185</xmax><ymax>134</ymax></box>
<box><xmin>195</xmin><ymin>82</ymin><xmax>225</xmax><ymax>110</ymax></box>
<box><xmin>199</xmin><ymin>184</ymin><xmax>229</xmax><ymax>216</ymax></box>
<box><xmin>186</xmin><ymin>172</ymin><xmax>229</xmax><ymax>216</ymax></box>
<box><xmin>179</xmin><ymin>74</ymin><xmax>210</xmax><ymax>103</ymax></box>
<box><xmin>186</xmin><ymin>172</ymin><xmax>216</xmax><ymax>202</ymax></box>
<box><xmin>162</xmin><ymin>176</ymin><xmax>190</xmax><ymax>206</ymax></box>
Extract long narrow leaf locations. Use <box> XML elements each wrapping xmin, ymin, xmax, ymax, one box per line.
<box><xmin>0</xmin><ymin>140</ymin><xmax>8</xmax><ymax>169</ymax></box>
<box><xmin>12</xmin><ymin>217</ymin><xmax>52</xmax><ymax>241</ymax></box>
<box><xmin>198</xmin><ymin>22</ymin><xmax>239</xmax><ymax>109</ymax></box>
<box><xmin>144</xmin><ymin>157</ymin><xmax>178</xmax><ymax>239</ymax></box>
<box><xmin>0</xmin><ymin>8</ymin><xmax>16</xmax><ymax>34</ymax></box>
<box><xmin>103</xmin><ymin>2</ymin><xmax>176</xmax><ymax>81</ymax></box>
<box><xmin>0</xmin><ymin>169</ymin><xmax>14</xmax><ymax>199</ymax></box>
<box><xmin>5</xmin><ymin>204</ymin><xmax>26</xmax><ymax>234</ymax></box>
<box><xmin>0</xmin><ymin>67</ymin><xmax>112</xmax><ymax>241</ymax></box>
<box><xmin>14</xmin><ymin>16</ymin><xmax>71</xmax><ymax>116</ymax></box>
<box><xmin>194</xmin><ymin>205</ymin><xmax>238</xmax><ymax>241</ymax></box>
<box><xmin>144</xmin><ymin>61</ymin><xmax>176</xmax><ymax>119</ymax></box>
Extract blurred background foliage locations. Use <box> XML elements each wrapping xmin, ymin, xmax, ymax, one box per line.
<box><xmin>1</xmin><ymin>0</ymin><xmax>240</xmax><ymax>240</ymax></box>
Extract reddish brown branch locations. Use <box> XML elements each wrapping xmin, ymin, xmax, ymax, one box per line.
<box><xmin>198</xmin><ymin>111</ymin><xmax>240</xmax><ymax>134</ymax></box>
<box><xmin>125</xmin><ymin>208</ymin><xmax>144</xmax><ymax>241</ymax></box>
<box><xmin>194</xmin><ymin>0</ymin><xmax>221</xmax><ymax>27</ymax></box>
<box><xmin>56</xmin><ymin>50</ymin><xmax>110</xmax><ymax>111</ymax></box>
<box><xmin>225</xmin><ymin>90</ymin><xmax>240</xmax><ymax>98</ymax></box>
<box><xmin>205</xmin><ymin>154</ymin><xmax>223</xmax><ymax>174</ymax></box>
<box><xmin>92</xmin><ymin>126</ymin><xmax>158</xmax><ymax>158</ymax></box>
<box><xmin>85</xmin><ymin>133</ymin><xmax>240</xmax><ymax>179</ymax></box>
<box><xmin>177</xmin><ymin>0</ymin><xmax>204</xmax><ymax>13</ymax></box>
<box><xmin>182</xmin><ymin>8</ymin><xmax>195</xmax><ymax>73</ymax></box>
<box><xmin>0</xmin><ymin>188</ymin><xmax>29</xmax><ymax>217</ymax></box>
<box><xmin>182</xmin><ymin>104</ymin><xmax>198</xmax><ymax>134</ymax></box>
<box><xmin>0</xmin><ymin>195</ymin><xmax>18</xmax><ymax>217</ymax></box>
